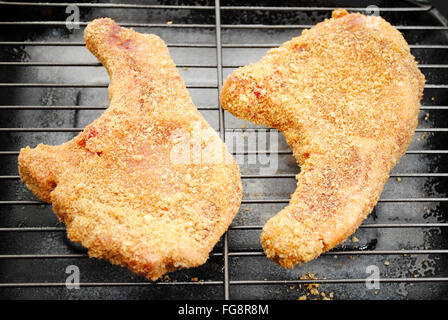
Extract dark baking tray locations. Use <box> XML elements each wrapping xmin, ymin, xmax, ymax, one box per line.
<box><xmin>0</xmin><ymin>0</ymin><xmax>446</xmax><ymax>299</ymax></box>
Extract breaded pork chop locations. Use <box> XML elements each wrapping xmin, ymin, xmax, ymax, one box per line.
<box><xmin>18</xmin><ymin>18</ymin><xmax>242</xmax><ymax>280</ymax></box>
<box><xmin>220</xmin><ymin>9</ymin><xmax>425</xmax><ymax>268</ymax></box>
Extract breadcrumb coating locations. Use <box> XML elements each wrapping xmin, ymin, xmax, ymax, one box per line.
<box><xmin>220</xmin><ymin>9</ymin><xmax>424</xmax><ymax>268</ymax></box>
<box><xmin>18</xmin><ymin>18</ymin><xmax>242</xmax><ymax>280</ymax></box>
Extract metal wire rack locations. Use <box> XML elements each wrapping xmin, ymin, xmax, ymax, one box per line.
<box><xmin>0</xmin><ymin>0</ymin><xmax>447</xmax><ymax>299</ymax></box>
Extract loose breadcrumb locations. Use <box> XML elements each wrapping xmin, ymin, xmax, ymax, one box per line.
<box><xmin>310</xmin><ymin>288</ymin><xmax>319</xmax><ymax>295</ymax></box>
<box><xmin>295</xmin><ymin>272</ymin><xmax>334</xmax><ymax>300</ymax></box>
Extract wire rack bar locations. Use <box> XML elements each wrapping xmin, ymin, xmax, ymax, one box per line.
<box><xmin>229</xmin><ymin>223</ymin><xmax>448</xmax><ymax>230</ymax></box>
<box><xmin>0</xmin><ymin>42</ymin><xmax>447</xmax><ymax>49</ymax></box>
<box><xmin>420</xmin><ymin>106</ymin><xmax>448</xmax><ymax>110</ymax></box>
<box><xmin>214</xmin><ymin>0</ymin><xmax>230</xmax><ymax>300</ymax></box>
<box><xmin>1</xmin><ymin>62</ymin><xmax>446</xmax><ymax>69</ymax></box>
<box><xmin>230</xmin><ymin>278</ymin><xmax>448</xmax><ymax>285</ymax></box>
<box><xmin>0</xmin><ymin>83</ymin><xmax>217</xmax><ymax>88</ymax></box>
<box><xmin>1</xmin><ymin>277</ymin><xmax>447</xmax><ymax>288</ymax></box>
<box><xmin>0</xmin><ymin>84</ymin><xmax>443</xmax><ymax>90</ymax></box>
<box><xmin>0</xmin><ymin>62</ymin><xmax>218</xmax><ymax>68</ymax></box>
<box><xmin>1</xmin><ymin>150</ymin><xmax>447</xmax><ymax>156</ymax></box>
<box><xmin>240</xmin><ymin>198</ymin><xmax>448</xmax><ymax>203</ymax></box>
<box><xmin>228</xmin><ymin>249</ymin><xmax>448</xmax><ymax>256</ymax></box>
<box><xmin>0</xmin><ymin>1</ymin><xmax>214</xmax><ymax>10</ymax></box>
<box><xmin>2</xmin><ymin>21</ymin><xmax>447</xmax><ymax>31</ymax></box>
<box><xmin>0</xmin><ymin>105</ymin><xmax>218</xmax><ymax>110</ymax></box>
<box><xmin>0</xmin><ymin>105</ymin><xmax>446</xmax><ymax>110</ymax></box>
<box><xmin>230</xmin><ymin>150</ymin><xmax>448</xmax><ymax>155</ymax></box>
<box><xmin>228</xmin><ymin>127</ymin><xmax>448</xmax><ymax>132</ymax></box>
<box><xmin>0</xmin><ymin>41</ymin><xmax>216</xmax><ymax>47</ymax></box>
<box><xmin>0</xmin><ymin>2</ymin><xmax>433</xmax><ymax>12</ymax></box>
<box><xmin>240</xmin><ymin>173</ymin><xmax>448</xmax><ymax>178</ymax></box>
<box><xmin>0</xmin><ymin>22</ymin><xmax>217</xmax><ymax>28</ymax></box>
<box><xmin>0</xmin><ymin>252</ymin><xmax>224</xmax><ymax>259</ymax></box>
<box><xmin>221</xmin><ymin>25</ymin><xmax>448</xmax><ymax>30</ymax></box>
<box><xmin>2</xmin><ymin>173</ymin><xmax>448</xmax><ymax>180</ymax></box>
<box><xmin>1</xmin><ymin>197</ymin><xmax>447</xmax><ymax>205</ymax></box>
<box><xmin>0</xmin><ymin>127</ymin><xmax>446</xmax><ymax>132</ymax></box>
<box><xmin>1</xmin><ymin>223</ymin><xmax>447</xmax><ymax>233</ymax></box>
<box><xmin>218</xmin><ymin>44</ymin><xmax>448</xmax><ymax>49</ymax></box>
<box><xmin>0</xmin><ymin>249</ymin><xmax>446</xmax><ymax>261</ymax></box>
<box><xmin>208</xmin><ymin>6</ymin><xmax>434</xmax><ymax>12</ymax></box>
<box><xmin>0</xmin><ymin>281</ymin><xmax>223</xmax><ymax>288</ymax></box>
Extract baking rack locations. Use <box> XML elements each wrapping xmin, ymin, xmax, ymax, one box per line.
<box><xmin>0</xmin><ymin>0</ymin><xmax>447</xmax><ymax>299</ymax></box>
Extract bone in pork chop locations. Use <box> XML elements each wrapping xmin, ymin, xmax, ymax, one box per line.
<box><xmin>19</xmin><ymin>18</ymin><xmax>242</xmax><ymax>280</ymax></box>
<box><xmin>220</xmin><ymin>9</ymin><xmax>425</xmax><ymax>268</ymax></box>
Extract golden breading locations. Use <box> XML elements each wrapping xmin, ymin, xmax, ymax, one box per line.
<box><xmin>220</xmin><ymin>9</ymin><xmax>425</xmax><ymax>268</ymax></box>
<box><xmin>18</xmin><ymin>18</ymin><xmax>242</xmax><ymax>280</ymax></box>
